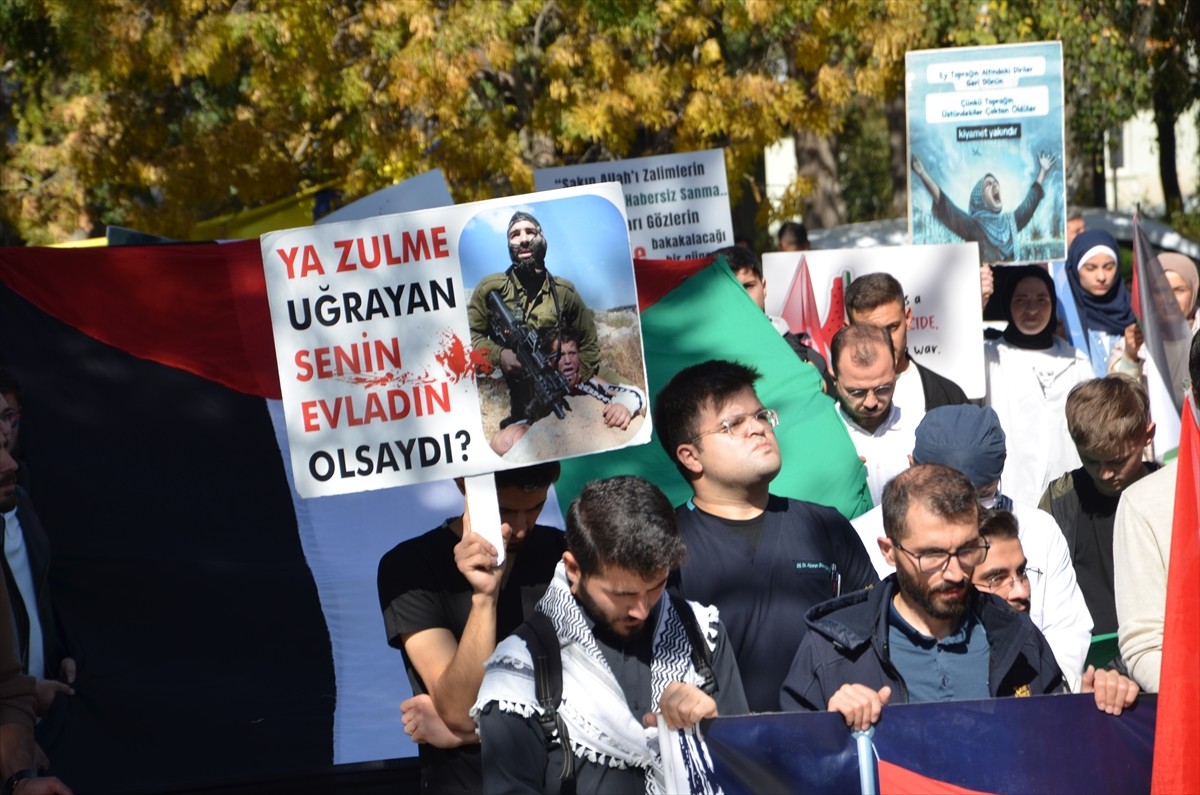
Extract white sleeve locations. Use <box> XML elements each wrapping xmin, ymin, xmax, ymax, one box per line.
<box><xmin>1018</xmin><ymin>506</ymin><xmax>1092</xmax><ymax>692</ymax></box>
<box><xmin>1113</xmin><ymin>482</ymin><xmax>1171</xmax><ymax>693</ymax></box>
<box><xmin>607</xmin><ymin>382</ymin><xmax>645</xmax><ymax>416</ymax></box>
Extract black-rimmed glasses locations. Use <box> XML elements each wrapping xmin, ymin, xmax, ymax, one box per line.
<box><xmin>893</xmin><ymin>540</ymin><xmax>989</xmax><ymax>573</ymax></box>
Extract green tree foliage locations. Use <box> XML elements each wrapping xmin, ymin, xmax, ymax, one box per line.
<box><xmin>0</xmin><ymin>0</ymin><xmax>920</xmax><ymax>244</ymax></box>
<box><xmin>830</xmin><ymin>0</ymin><xmax>1194</xmax><ymax>222</ymax></box>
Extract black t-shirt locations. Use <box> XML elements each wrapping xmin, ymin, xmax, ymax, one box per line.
<box><xmin>671</xmin><ymin>495</ymin><xmax>879</xmax><ymax>712</ymax></box>
<box><xmin>376</xmin><ymin>520</ymin><xmax>565</xmax><ymax>793</ymax></box>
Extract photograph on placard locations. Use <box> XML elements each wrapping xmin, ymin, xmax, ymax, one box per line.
<box><xmin>459</xmin><ymin>193</ymin><xmax>649</xmax><ymax>463</ymax></box>
<box><xmin>907</xmin><ymin>42</ymin><xmax>1067</xmax><ymax>265</ymax></box>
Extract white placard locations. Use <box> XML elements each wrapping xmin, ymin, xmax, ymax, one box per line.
<box><xmin>535</xmin><ymin>148</ymin><xmax>733</xmax><ymax>261</ymax></box>
<box><xmin>261</xmin><ymin>183</ymin><xmax>650</xmax><ymax>497</ymax></box>
<box><xmin>762</xmin><ymin>244</ymin><xmax>986</xmax><ymax>398</ymax></box>
<box><xmin>906</xmin><ymin>42</ymin><xmax>1067</xmax><ymax>265</ymax></box>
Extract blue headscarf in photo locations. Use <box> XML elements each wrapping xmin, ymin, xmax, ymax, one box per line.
<box><xmin>969</xmin><ymin>174</ymin><xmax>1018</xmax><ymax>262</ymax></box>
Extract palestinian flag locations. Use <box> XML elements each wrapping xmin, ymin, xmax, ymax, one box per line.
<box><xmin>1152</xmin><ymin>395</ymin><xmax>1200</xmax><ymax>794</ymax></box>
<box><xmin>555</xmin><ymin>256</ymin><xmax>870</xmax><ymax>517</ymax></box>
<box><xmin>0</xmin><ymin>242</ymin><xmax>866</xmax><ymax>794</ymax></box>
<box><xmin>0</xmin><ymin>242</ymin><xmax>458</xmax><ymax>794</ymax></box>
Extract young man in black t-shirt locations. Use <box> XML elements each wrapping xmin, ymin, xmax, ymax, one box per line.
<box><xmin>376</xmin><ymin>463</ymin><xmax>564</xmax><ymax>794</ymax></box>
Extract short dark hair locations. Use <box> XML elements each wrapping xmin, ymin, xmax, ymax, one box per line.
<box><xmin>882</xmin><ymin>464</ymin><xmax>978</xmax><ymax>541</ymax></box>
<box><xmin>829</xmin><ymin>323</ymin><xmax>894</xmax><ymax>376</ymax></box>
<box><xmin>494</xmin><ymin>462</ymin><xmax>560</xmax><ymax>491</ymax></box>
<box><xmin>978</xmin><ymin>508</ymin><xmax>1020</xmax><ymax>542</ymax></box>
<box><xmin>777</xmin><ymin>221</ymin><xmax>808</xmax><ymax>249</ymax></box>
<box><xmin>655</xmin><ymin>360</ymin><xmax>761</xmax><ymax>479</ymax></box>
<box><xmin>845</xmin><ymin>272</ymin><xmax>905</xmax><ymax>317</ymax></box>
<box><xmin>543</xmin><ymin>326</ymin><xmax>581</xmax><ymax>356</ymax></box>
<box><xmin>712</xmin><ymin>246</ymin><xmax>762</xmax><ymax>280</ymax></box>
<box><xmin>1068</xmin><ymin>206</ymin><xmax>1084</xmax><ymax>222</ymax></box>
<box><xmin>565</xmin><ymin>476</ymin><xmax>684</xmax><ymax>579</ymax></box>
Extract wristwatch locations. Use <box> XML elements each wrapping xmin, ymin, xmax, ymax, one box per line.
<box><xmin>2</xmin><ymin>769</ymin><xmax>35</xmax><ymax>795</ymax></box>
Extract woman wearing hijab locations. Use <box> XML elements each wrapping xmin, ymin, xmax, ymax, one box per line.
<box><xmin>1160</xmin><ymin>252</ymin><xmax>1199</xmax><ymax>333</ymax></box>
<box><xmin>1063</xmin><ymin>229</ymin><xmax>1141</xmax><ymax>378</ymax></box>
<box><xmin>911</xmin><ymin>150</ymin><xmax>1057</xmax><ymax>263</ymax></box>
<box><xmin>984</xmin><ymin>265</ymin><xmax>1094</xmax><ymax>505</ymax></box>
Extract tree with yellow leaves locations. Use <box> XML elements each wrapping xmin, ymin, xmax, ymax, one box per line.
<box><xmin>0</xmin><ymin>0</ymin><xmax>922</xmax><ymax>244</ymax></box>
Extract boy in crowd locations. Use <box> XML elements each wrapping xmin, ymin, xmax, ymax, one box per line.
<box><xmin>1039</xmin><ymin>376</ymin><xmax>1157</xmax><ymax>636</ymax></box>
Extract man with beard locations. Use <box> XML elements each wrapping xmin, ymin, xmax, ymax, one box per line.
<box><xmin>830</xmin><ymin>324</ymin><xmax>916</xmax><ymax>506</ymax></box>
<box><xmin>474</xmin><ymin>476</ymin><xmax>747</xmax><ymax>794</ymax></box>
<box><xmin>376</xmin><ymin>463</ymin><xmax>565</xmax><ymax>794</ymax></box>
<box><xmin>850</xmin><ymin>404</ymin><xmax>1093</xmax><ymax>690</ymax></box>
<box><xmin>779</xmin><ymin>464</ymin><xmax>1065</xmax><ymax>727</ymax></box>
<box><xmin>911</xmin><ymin>150</ymin><xmax>1057</xmax><ymax>264</ymax></box>
<box><xmin>972</xmin><ymin>509</ymin><xmax>1138</xmax><ymax>715</ymax></box>
<box><xmin>467</xmin><ymin>211</ymin><xmax>601</xmax><ymax>427</ymax></box>
<box><xmin>843</xmin><ymin>273</ymin><xmax>967</xmax><ymax>423</ymax></box>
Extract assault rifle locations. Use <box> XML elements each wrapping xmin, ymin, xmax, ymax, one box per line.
<box><xmin>486</xmin><ymin>289</ymin><xmax>571</xmax><ymax>423</ymax></box>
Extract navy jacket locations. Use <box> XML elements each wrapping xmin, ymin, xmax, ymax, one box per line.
<box><xmin>780</xmin><ymin>576</ymin><xmax>1064</xmax><ymax>711</ymax></box>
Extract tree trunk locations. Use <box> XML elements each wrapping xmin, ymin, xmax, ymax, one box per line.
<box><xmin>885</xmin><ymin>95</ymin><xmax>909</xmax><ymax>218</ymax></box>
<box><xmin>729</xmin><ymin>150</ymin><xmax>766</xmax><ymax>250</ymax></box>
<box><xmin>793</xmin><ymin>130</ymin><xmax>845</xmax><ymax>229</ymax></box>
<box><xmin>1090</xmin><ymin>148</ymin><xmax>1107</xmax><ymax>208</ymax></box>
<box><xmin>1153</xmin><ymin>82</ymin><xmax>1183</xmax><ymax>215</ymax></box>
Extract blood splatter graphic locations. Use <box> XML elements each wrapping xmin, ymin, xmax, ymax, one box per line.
<box><xmin>435</xmin><ymin>332</ymin><xmax>491</xmax><ymax>383</ymax></box>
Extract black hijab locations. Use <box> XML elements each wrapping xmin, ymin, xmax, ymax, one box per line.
<box><xmin>1000</xmin><ymin>265</ymin><xmax>1057</xmax><ymax>350</ymax></box>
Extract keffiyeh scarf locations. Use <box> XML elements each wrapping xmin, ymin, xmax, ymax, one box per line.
<box><xmin>473</xmin><ymin>561</ymin><xmax>723</xmax><ymax>795</ymax></box>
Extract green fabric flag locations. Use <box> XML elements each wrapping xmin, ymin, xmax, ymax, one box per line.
<box><xmin>557</xmin><ymin>261</ymin><xmax>871</xmax><ymax>518</ymax></box>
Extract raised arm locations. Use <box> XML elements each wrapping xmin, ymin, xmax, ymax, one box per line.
<box><xmin>911</xmin><ymin>154</ymin><xmax>941</xmax><ymax>203</ymax></box>
<box><xmin>1035</xmin><ymin>151</ymin><xmax>1057</xmax><ymax>186</ymax></box>
<box><xmin>402</xmin><ymin>517</ymin><xmax>508</xmax><ymax>736</ymax></box>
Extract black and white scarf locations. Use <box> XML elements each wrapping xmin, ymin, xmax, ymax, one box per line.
<box><xmin>473</xmin><ymin>562</ymin><xmax>723</xmax><ymax>794</ymax></box>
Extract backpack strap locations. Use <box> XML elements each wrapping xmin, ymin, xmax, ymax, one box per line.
<box><xmin>513</xmin><ymin>611</ymin><xmax>575</xmax><ymax>788</ymax></box>
<box><xmin>667</xmin><ymin>592</ymin><xmax>718</xmax><ymax>697</ymax></box>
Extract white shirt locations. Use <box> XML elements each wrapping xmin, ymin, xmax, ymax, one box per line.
<box><xmin>850</xmin><ymin>499</ymin><xmax>1092</xmax><ymax>691</ymax></box>
<box><xmin>1113</xmin><ymin>461</ymin><xmax>1177</xmax><ymax>692</ymax></box>
<box><xmin>893</xmin><ymin>361</ymin><xmax>928</xmax><ymax>427</ymax></box>
<box><xmin>836</xmin><ymin>403</ymin><xmax>915</xmax><ymax>507</ymax></box>
<box><xmin>2</xmin><ymin>509</ymin><xmax>45</xmax><ymax>679</ymax></box>
<box><xmin>983</xmin><ymin>338</ymin><xmax>1093</xmax><ymax>505</ymax></box>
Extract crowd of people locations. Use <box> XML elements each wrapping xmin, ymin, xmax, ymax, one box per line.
<box><xmin>373</xmin><ymin>204</ymin><xmax>1200</xmax><ymax>793</ymax></box>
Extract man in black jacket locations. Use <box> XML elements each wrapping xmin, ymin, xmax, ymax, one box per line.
<box><xmin>780</xmin><ymin>464</ymin><xmax>1130</xmax><ymax>730</ymax></box>
<box><xmin>845</xmin><ymin>273</ymin><xmax>967</xmax><ymax>425</ymax></box>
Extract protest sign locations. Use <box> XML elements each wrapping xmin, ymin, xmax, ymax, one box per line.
<box><xmin>535</xmin><ymin>148</ymin><xmax>733</xmax><ymax>260</ymax></box>
<box><xmin>317</xmin><ymin>170</ymin><xmax>453</xmax><ymax>226</ymax></box>
<box><xmin>907</xmin><ymin>41</ymin><xmax>1067</xmax><ymax>265</ymax></box>
<box><xmin>763</xmin><ymin>243</ymin><xmax>985</xmax><ymax>398</ymax></box>
<box><xmin>261</xmin><ymin>184</ymin><xmax>650</xmax><ymax>498</ymax></box>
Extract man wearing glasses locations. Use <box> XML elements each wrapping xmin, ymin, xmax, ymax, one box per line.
<box><xmin>782</xmin><ymin>463</ymin><xmax>1055</xmax><ymax>722</ymax></box>
<box><xmin>973</xmin><ymin>509</ymin><xmax>1138</xmax><ymax>714</ymax></box>
<box><xmin>850</xmin><ymin>404</ymin><xmax>1093</xmax><ymax>690</ymax></box>
<box><xmin>830</xmin><ymin>324</ymin><xmax>915</xmax><ymax>506</ymax></box>
<box><xmin>655</xmin><ymin>360</ymin><xmax>878</xmax><ymax>712</ymax></box>
<box><xmin>780</xmin><ymin>464</ymin><xmax>1131</xmax><ymax>728</ymax></box>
